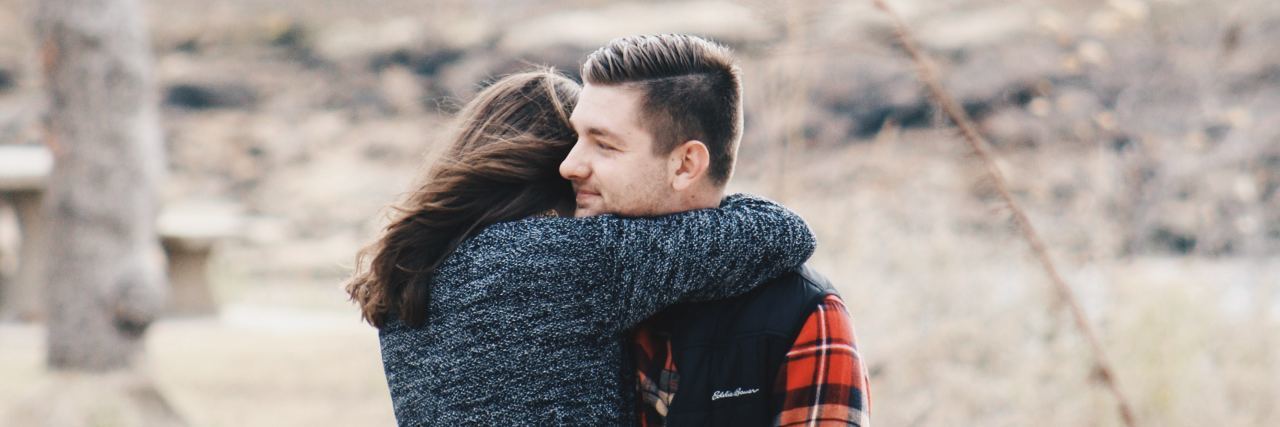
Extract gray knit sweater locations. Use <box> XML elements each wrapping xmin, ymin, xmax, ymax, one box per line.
<box><xmin>378</xmin><ymin>194</ymin><xmax>815</xmax><ymax>426</ymax></box>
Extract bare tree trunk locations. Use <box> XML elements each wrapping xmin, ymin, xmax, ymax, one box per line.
<box><xmin>36</xmin><ymin>0</ymin><xmax>166</xmax><ymax>371</ymax></box>
<box><xmin>8</xmin><ymin>0</ymin><xmax>186</xmax><ymax>424</ymax></box>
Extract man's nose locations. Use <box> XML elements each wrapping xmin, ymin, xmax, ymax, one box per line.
<box><xmin>560</xmin><ymin>142</ymin><xmax>588</xmax><ymax>181</ymax></box>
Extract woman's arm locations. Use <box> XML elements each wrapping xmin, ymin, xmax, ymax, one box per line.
<box><xmin>589</xmin><ymin>194</ymin><xmax>815</xmax><ymax>330</ymax></box>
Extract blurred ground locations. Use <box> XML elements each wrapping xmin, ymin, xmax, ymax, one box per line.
<box><xmin>1</xmin><ymin>0</ymin><xmax>1278</xmax><ymax>426</ymax></box>
<box><xmin>0</xmin><ymin>284</ymin><xmax>395</xmax><ymax>427</ymax></box>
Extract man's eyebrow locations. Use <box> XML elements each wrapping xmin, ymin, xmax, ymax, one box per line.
<box><xmin>584</xmin><ymin>127</ymin><xmax>615</xmax><ymax>140</ymax></box>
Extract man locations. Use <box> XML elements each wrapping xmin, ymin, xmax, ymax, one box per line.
<box><xmin>560</xmin><ymin>34</ymin><xmax>871</xmax><ymax>426</ymax></box>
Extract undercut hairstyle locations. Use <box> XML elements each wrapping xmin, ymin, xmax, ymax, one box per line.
<box><xmin>582</xmin><ymin>34</ymin><xmax>742</xmax><ymax>185</ymax></box>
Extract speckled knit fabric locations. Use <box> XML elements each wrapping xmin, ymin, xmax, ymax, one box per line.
<box><xmin>378</xmin><ymin>194</ymin><xmax>816</xmax><ymax>426</ymax></box>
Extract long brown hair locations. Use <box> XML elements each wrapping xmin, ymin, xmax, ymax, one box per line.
<box><xmin>346</xmin><ymin>70</ymin><xmax>580</xmax><ymax>328</ymax></box>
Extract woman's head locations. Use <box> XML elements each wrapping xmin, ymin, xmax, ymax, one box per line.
<box><xmin>347</xmin><ymin>69</ymin><xmax>581</xmax><ymax>328</ymax></box>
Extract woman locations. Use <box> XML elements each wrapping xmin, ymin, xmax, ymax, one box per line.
<box><xmin>346</xmin><ymin>69</ymin><xmax>814</xmax><ymax>425</ymax></box>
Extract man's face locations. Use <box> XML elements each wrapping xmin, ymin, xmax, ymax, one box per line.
<box><xmin>560</xmin><ymin>83</ymin><xmax>674</xmax><ymax>217</ymax></box>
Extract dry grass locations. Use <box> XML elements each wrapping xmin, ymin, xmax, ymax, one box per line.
<box><xmin>0</xmin><ymin>285</ymin><xmax>395</xmax><ymax>427</ymax></box>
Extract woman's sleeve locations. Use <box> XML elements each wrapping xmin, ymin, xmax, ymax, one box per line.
<box><xmin>593</xmin><ymin>193</ymin><xmax>816</xmax><ymax>331</ymax></box>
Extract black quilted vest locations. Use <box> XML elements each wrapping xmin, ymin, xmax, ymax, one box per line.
<box><xmin>643</xmin><ymin>265</ymin><xmax>838</xmax><ymax>427</ymax></box>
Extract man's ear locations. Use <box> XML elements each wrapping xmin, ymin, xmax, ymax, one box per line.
<box><xmin>669</xmin><ymin>140</ymin><xmax>710</xmax><ymax>191</ymax></box>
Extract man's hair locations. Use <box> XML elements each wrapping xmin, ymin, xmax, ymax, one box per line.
<box><xmin>582</xmin><ymin>34</ymin><xmax>742</xmax><ymax>185</ymax></box>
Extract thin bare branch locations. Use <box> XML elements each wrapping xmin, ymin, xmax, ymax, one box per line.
<box><xmin>868</xmin><ymin>1</ymin><xmax>1140</xmax><ymax>425</ymax></box>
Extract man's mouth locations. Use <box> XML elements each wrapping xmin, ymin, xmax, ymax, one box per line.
<box><xmin>573</xmin><ymin>187</ymin><xmax>602</xmax><ymax>213</ymax></box>
<box><xmin>571</xmin><ymin>188</ymin><xmax>604</xmax><ymax>217</ymax></box>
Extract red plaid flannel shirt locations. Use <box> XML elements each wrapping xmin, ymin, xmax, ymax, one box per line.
<box><xmin>635</xmin><ymin>295</ymin><xmax>870</xmax><ymax>426</ymax></box>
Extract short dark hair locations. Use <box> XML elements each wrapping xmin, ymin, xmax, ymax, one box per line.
<box><xmin>582</xmin><ymin>34</ymin><xmax>742</xmax><ymax>185</ymax></box>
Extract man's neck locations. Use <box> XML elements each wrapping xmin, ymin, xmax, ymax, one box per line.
<box><xmin>680</xmin><ymin>188</ymin><xmax>725</xmax><ymax>211</ymax></box>
<box><xmin>644</xmin><ymin>187</ymin><xmax>725</xmax><ymax>216</ymax></box>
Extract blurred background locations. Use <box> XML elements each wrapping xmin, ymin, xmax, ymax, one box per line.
<box><xmin>0</xmin><ymin>0</ymin><xmax>1277</xmax><ymax>426</ymax></box>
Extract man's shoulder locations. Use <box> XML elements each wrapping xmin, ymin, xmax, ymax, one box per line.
<box><xmin>764</xmin><ymin>265</ymin><xmax>839</xmax><ymax>299</ymax></box>
<box><xmin>651</xmin><ymin>265</ymin><xmax>840</xmax><ymax>336</ymax></box>
<box><xmin>737</xmin><ymin>265</ymin><xmax>840</xmax><ymax>331</ymax></box>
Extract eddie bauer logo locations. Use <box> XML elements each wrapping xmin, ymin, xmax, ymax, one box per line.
<box><xmin>711</xmin><ymin>387</ymin><xmax>760</xmax><ymax>401</ymax></box>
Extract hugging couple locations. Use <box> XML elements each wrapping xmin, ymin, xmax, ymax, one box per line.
<box><xmin>346</xmin><ymin>34</ymin><xmax>870</xmax><ymax>426</ymax></box>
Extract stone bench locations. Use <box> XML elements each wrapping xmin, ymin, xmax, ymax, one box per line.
<box><xmin>0</xmin><ymin>144</ymin><xmax>52</xmax><ymax>321</ymax></box>
<box><xmin>0</xmin><ymin>144</ymin><xmax>236</xmax><ymax>319</ymax></box>
<box><xmin>157</xmin><ymin>203</ymin><xmax>240</xmax><ymax>316</ymax></box>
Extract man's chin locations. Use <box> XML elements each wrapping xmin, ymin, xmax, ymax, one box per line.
<box><xmin>573</xmin><ymin>208</ymin><xmax>603</xmax><ymax>218</ymax></box>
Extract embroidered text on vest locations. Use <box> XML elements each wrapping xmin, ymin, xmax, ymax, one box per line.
<box><xmin>711</xmin><ymin>387</ymin><xmax>760</xmax><ymax>401</ymax></box>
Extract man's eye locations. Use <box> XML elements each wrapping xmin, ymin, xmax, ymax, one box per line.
<box><xmin>596</xmin><ymin>141</ymin><xmax>617</xmax><ymax>151</ymax></box>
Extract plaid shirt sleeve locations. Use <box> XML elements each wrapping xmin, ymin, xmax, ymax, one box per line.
<box><xmin>773</xmin><ymin>295</ymin><xmax>871</xmax><ymax>426</ymax></box>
